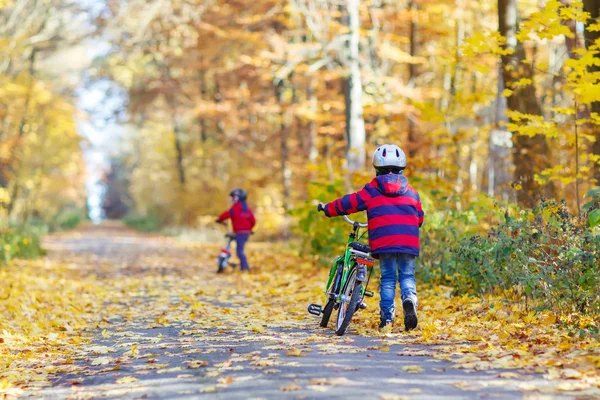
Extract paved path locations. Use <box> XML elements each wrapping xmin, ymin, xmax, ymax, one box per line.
<box><xmin>25</xmin><ymin>224</ymin><xmax>581</xmax><ymax>399</ymax></box>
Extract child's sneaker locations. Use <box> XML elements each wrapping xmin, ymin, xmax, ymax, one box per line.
<box><xmin>378</xmin><ymin>309</ymin><xmax>394</xmax><ymax>331</ymax></box>
<box><xmin>402</xmin><ymin>296</ymin><xmax>418</xmax><ymax>330</ymax></box>
<box><xmin>378</xmin><ymin>319</ymin><xmax>393</xmax><ymax>331</ymax></box>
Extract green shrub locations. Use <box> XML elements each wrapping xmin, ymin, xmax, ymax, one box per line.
<box><xmin>52</xmin><ymin>207</ymin><xmax>85</xmax><ymax>231</ymax></box>
<box><xmin>290</xmin><ymin>178</ymin><xmax>368</xmax><ymax>264</ymax></box>
<box><xmin>122</xmin><ymin>213</ymin><xmax>163</xmax><ymax>232</ymax></box>
<box><xmin>418</xmin><ymin>193</ymin><xmax>506</xmax><ymax>284</ymax></box>
<box><xmin>0</xmin><ymin>226</ymin><xmax>45</xmax><ymax>263</ymax></box>
<box><xmin>583</xmin><ymin>188</ymin><xmax>600</xmax><ymax>228</ymax></box>
<box><xmin>451</xmin><ymin>199</ymin><xmax>600</xmax><ymax>316</ymax></box>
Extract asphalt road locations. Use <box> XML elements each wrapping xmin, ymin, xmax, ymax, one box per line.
<box><xmin>24</xmin><ymin>224</ymin><xmax>590</xmax><ymax>400</ymax></box>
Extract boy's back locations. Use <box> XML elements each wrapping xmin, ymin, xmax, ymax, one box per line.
<box><xmin>322</xmin><ymin>173</ymin><xmax>424</xmax><ymax>257</ymax></box>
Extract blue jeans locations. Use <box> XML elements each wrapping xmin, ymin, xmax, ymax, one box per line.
<box><xmin>235</xmin><ymin>233</ymin><xmax>250</xmax><ymax>270</ymax></box>
<box><xmin>379</xmin><ymin>253</ymin><xmax>417</xmax><ymax>320</ymax></box>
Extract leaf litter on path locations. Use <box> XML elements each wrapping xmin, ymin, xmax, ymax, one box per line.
<box><xmin>2</xmin><ymin>224</ymin><xmax>600</xmax><ymax>398</ymax></box>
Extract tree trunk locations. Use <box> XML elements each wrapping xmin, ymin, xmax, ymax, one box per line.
<box><xmin>7</xmin><ymin>49</ymin><xmax>37</xmax><ymax>217</ymax></box>
<box><xmin>198</xmin><ymin>69</ymin><xmax>207</xmax><ymax>143</ymax></box>
<box><xmin>214</xmin><ymin>79</ymin><xmax>224</xmax><ymax>136</ymax></box>
<box><xmin>407</xmin><ymin>0</ymin><xmax>418</xmax><ymax>159</ymax></box>
<box><xmin>498</xmin><ymin>0</ymin><xmax>554</xmax><ymax>207</ymax></box>
<box><xmin>275</xmin><ymin>80</ymin><xmax>292</xmax><ymax>212</ymax></box>
<box><xmin>344</xmin><ymin>0</ymin><xmax>366</xmax><ymax>173</ymax></box>
<box><xmin>308</xmin><ymin>77</ymin><xmax>318</xmax><ymax>163</ymax></box>
<box><xmin>172</xmin><ymin>118</ymin><xmax>186</xmax><ymax>185</ymax></box>
<box><xmin>583</xmin><ymin>0</ymin><xmax>600</xmax><ymax>184</ymax></box>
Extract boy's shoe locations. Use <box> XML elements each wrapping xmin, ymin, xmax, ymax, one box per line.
<box><xmin>402</xmin><ymin>296</ymin><xmax>418</xmax><ymax>331</ymax></box>
<box><xmin>378</xmin><ymin>309</ymin><xmax>394</xmax><ymax>330</ymax></box>
<box><xmin>378</xmin><ymin>319</ymin><xmax>393</xmax><ymax>330</ymax></box>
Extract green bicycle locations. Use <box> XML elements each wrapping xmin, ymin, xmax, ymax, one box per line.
<box><xmin>308</xmin><ymin>208</ymin><xmax>375</xmax><ymax>336</ymax></box>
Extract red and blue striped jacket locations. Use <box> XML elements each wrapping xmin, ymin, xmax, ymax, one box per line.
<box><xmin>323</xmin><ymin>174</ymin><xmax>424</xmax><ymax>257</ymax></box>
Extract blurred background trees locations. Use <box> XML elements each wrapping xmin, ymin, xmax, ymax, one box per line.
<box><xmin>1</xmin><ymin>0</ymin><xmax>89</xmax><ymax>230</ymax></box>
<box><xmin>1</xmin><ymin>0</ymin><xmax>599</xmax><ymax>235</ymax></box>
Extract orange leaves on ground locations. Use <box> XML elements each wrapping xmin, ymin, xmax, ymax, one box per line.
<box><xmin>115</xmin><ymin>376</ymin><xmax>138</xmax><ymax>384</ymax></box>
<box><xmin>279</xmin><ymin>383</ymin><xmax>302</xmax><ymax>391</ymax></box>
<box><xmin>186</xmin><ymin>360</ymin><xmax>208</xmax><ymax>369</ymax></box>
<box><xmin>0</xmin><ymin>258</ymin><xmax>106</xmax><ymax>389</ymax></box>
<box><xmin>286</xmin><ymin>348</ymin><xmax>307</xmax><ymax>357</ymax></box>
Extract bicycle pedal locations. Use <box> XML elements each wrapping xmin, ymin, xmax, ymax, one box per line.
<box><xmin>358</xmin><ymin>302</ymin><xmax>367</xmax><ymax>309</ymax></box>
<box><xmin>307</xmin><ymin>304</ymin><xmax>322</xmax><ymax>316</ymax></box>
<box><xmin>363</xmin><ymin>290</ymin><xmax>374</xmax><ymax>297</ymax></box>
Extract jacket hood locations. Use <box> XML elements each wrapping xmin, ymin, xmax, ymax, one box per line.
<box><xmin>371</xmin><ymin>174</ymin><xmax>409</xmax><ymax>197</ymax></box>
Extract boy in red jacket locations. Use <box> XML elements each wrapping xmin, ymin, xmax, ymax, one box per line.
<box><xmin>216</xmin><ymin>188</ymin><xmax>256</xmax><ymax>272</ymax></box>
<box><xmin>319</xmin><ymin>145</ymin><xmax>424</xmax><ymax>331</ymax></box>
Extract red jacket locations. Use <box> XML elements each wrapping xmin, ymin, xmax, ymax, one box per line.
<box><xmin>218</xmin><ymin>201</ymin><xmax>256</xmax><ymax>233</ymax></box>
<box><xmin>324</xmin><ymin>174</ymin><xmax>424</xmax><ymax>256</ymax></box>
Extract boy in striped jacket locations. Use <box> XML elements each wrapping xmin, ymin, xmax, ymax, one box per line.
<box><xmin>319</xmin><ymin>144</ymin><xmax>424</xmax><ymax>331</ymax></box>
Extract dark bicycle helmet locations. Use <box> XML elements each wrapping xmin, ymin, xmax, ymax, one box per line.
<box><xmin>230</xmin><ymin>188</ymin><xmax>247</xmax><ymax>201</ymax></box>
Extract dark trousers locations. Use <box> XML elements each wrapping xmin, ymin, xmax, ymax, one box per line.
<box><xmin>235</xmin><ymin>233</ymin><xmax>250</xmax><ymax>270</ymax></box>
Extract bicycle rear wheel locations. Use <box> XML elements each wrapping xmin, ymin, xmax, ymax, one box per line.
<box><xmin>335</xmin><ymin>269</ymin><xmax>362</xmax><ymax>336</ymax></box>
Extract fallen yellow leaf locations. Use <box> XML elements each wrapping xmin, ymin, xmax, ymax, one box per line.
<box><xmin>116</xmin><ymin>376</ymin><xmax>138</xmax><ymax>384</ymax></box>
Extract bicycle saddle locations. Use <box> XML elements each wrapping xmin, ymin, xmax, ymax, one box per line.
<box><xmin>349</xmin><ymin>242</ymin><xmax>371</xmax><ymax>253</ymax></box>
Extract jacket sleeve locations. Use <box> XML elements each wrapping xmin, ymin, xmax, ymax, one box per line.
<box><xmin>218</xmin><ymin>209</ymin><xmax>231</xmax><ymax>222</ymax></box>
<box><xmin>416</xmin><ymin>194</ymin><xmax>424</xmax><ymax>227</ymax></box>
<box><xmin>324</xmin><ymin>186</ymin><xmax>371</xmax><ymax>217</ymax></box>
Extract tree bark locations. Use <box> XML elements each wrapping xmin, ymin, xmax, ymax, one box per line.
<box><xmin>308</xmin><ymin>77</ymin><xmax>318</xmax><ymax>163</ymax></box>
<box><xmin>498</xmin><ymin>0</ymin><xmax>554</xmax><ymax>207</ymax></box>
<box><xmin>344</xmin><ymin>0</ymin><xmax>366</xmax><ymax>173</ymax></box>
<box><xmin>407</xmin><ymin>0</ymin><xmax>418</xmax><ymax>159</ymax></box>
<box><xmin>172</xmin><ymin>118</ymin><xmax>186</xmax><ymax>185</ymax></box>
<box><xmin>275</xmin><ymin>80</ymin><xmax>292</xmax><ymax>212</ymax></box>
<box><xmin>583</xmin><ymin>0</ymin><xmax>600</xmax><ymax>184</ymax></box>
<box><xmin>198</xmin><ymin>69</ymin><xmax>207</xmax><ymax>143</ymax></box>
<box><xmin>7</xmin><ymin>49</ymin><xmax>37</xmax><ymax>217</ymax></box>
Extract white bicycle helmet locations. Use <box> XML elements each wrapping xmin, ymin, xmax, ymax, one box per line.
<box><xmin>372</xmin><ymin>144</ymin><xmax>407</xmax><ymax>169</ymax></box>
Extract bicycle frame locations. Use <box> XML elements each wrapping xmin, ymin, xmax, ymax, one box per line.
<box><xmin>324</xmin><ymin>215</ymin><xmax>374</xmax><ymax>302</ymax></box>
<box><xmin>308</xmin><ymin>214</ymin><xmax>375</xmax><ymax>334</ymax></box>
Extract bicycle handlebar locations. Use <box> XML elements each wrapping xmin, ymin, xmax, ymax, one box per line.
<box><xmin>343</xmin><ymin>215</ymin><xmax>368</xmax><ymax>228</ymax></box>
<box><xmin>318</xmin><ymin>202</ymin><xmax>367</xmax><ymax>228</ymax></box>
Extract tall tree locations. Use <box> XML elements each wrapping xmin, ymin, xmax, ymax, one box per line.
<box><xmin>498</xmin><ymin>0</ymin><xmax>554</xmax><ymax>206</ymax></box>
<box><xmin>583</xmin><ymin>0</ymin><xmax>600</xmax><ymax>184</ymax></box>
<box><xmin>344</xmin><ymin>0</ymin><xmax>366</xmax><ymax>172</ymax></box>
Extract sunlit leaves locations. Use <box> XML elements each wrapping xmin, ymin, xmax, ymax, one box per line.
<box><xmin>516</xmin><ymin>0</ymin><xmax>589</xmax><ymax>41</ymax></box>
<box><xmin>459</xmin><ymin>31</ymin><xmax>513</xmax><ymax>57</ymax></box>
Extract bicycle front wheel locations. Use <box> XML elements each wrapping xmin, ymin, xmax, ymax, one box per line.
<box><xmin>217</xmin><ymin>255</ymin><xmax>227</xmax><ymax>273</ymax></box>
<box><xmin>320</xmin><ymin>298</ymin><xmax>335</xmax><ymax>327</ymax></box>
<box><xmin>335</xmin><ymin>268</ymin><xmax>362</xmax><ymax>336</ymax></box>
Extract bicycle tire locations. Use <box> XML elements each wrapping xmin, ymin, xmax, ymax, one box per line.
<box><xmin>320</xmin><ymin>298</ymin><xmax>335</xmax><ymax>327</ymax></box>
<box><xmin>321</xmin><ymin>262</ymin><xmax>342</xmax><ymax>327</ymax></box>
<box><xmin>335</xmin><ymin>269</ymin><xmax>362</xmax><ymax>336</ymax></box>
<box><xmin>217</xmin><ymin>255</ymin><xmax>227</xmax><ymax>272</ymax></box>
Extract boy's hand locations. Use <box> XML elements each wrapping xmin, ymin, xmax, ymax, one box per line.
<box><xmin>317</xmin><ymin>203</ymin><xmax>325</xmax><ymax>212</ymax></box>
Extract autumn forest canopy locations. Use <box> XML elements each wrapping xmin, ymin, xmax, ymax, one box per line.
<box><xmin>0</xmin><ymin>0</ymin><xmax>599</xmax><ymax>235</ymax></box>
